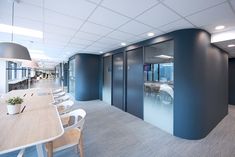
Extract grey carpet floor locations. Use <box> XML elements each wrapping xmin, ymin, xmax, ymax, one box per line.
<box><xmin>1</xmin><ymin>80</ymin><xmax>235</xmax><ymax>157</ymax></box>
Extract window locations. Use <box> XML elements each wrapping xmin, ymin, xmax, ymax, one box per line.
<box><xmin>8</xmin><ymin>62</ymin><xmax>17</xmax><ymax>80</ymax></box>
<box><xmin>22</xmin><ymin>68</ymin><xmax>26</xmax><ymax>77</ymax></box>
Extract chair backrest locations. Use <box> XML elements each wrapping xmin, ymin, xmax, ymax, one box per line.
<box><xmin>57</xmin><ymin>100</ymin><xmax>74</xmax><ymax>108</ymax></box>
<box><xmin>54</xmin><ymin>92</ymin><xmax>66</xmax><ymax>98</ymax></box>
<box><xmin>53</xmin><ymin>88</ymin><xmax>63</xmax><ymax>94</ymax></box>
<box><xmin>61</xmin><ymin>109</ymin><xmax>86</xmax><ymax>131</ymax></box>
<box><xmin>57</xmin><ymin>94</ymin><xmax>70</xmax><ymax>102</ymax></box>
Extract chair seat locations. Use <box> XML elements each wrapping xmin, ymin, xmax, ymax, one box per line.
<box><xmin>61</xmin><ymin>116</ymin><xmax>70</xmax><ymax>126</ymax></box>
<box><xmin>58</xmin><ymin>106</ymin><xmax>71</xmax><ymax>115</ymax></box>
<box><xmin>46</xmin><ymin>128</ymin><xmax>81</xmax><ymax>152</ymax></box>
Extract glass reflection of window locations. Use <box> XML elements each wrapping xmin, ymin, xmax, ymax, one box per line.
<box><xmin>144</xmin><ymin>63</ymin><xmax>173</xmax><ymax>82</ymax></box>
<box><xmin>159</xmin><ymin>63</ymin><xmax>173</xmax><ymax>82</ymax></box>
<box><xmin>153</xmin><ymin>64</ymin><xmax>158</xmax><ymax>81</ymax></box>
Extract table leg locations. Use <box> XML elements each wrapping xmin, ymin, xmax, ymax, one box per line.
<box><xmin>47</xmin><ymin>141</ymin><xmax>53</xmax><ymax>157</ymax></box>
<box><xmin>36</xmin><ymin>144</ymin><xmax>44</xmax><ymax>157</ymax></box>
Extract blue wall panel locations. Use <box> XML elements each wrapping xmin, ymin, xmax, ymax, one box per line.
<box><xmin>102</xmin><ymin>28</ymin><xmax>228</xmax><ymax>139</ymax></box>
<box><xmin>74</xmin><ymin>54</ymin><xmax>100</xmax><ymax>101</ymax></box>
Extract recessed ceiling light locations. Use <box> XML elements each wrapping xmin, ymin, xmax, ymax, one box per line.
<box><xmin>215</xmin><ymin>25</ymin><xmax>225</xmax><ymax>30</ymax></box>
<box><xmin>228</xmin><ymin>44</ymin><xmax>235</xmax><ymax>47</ymax></box>
<box><xmin>0</xmin><ymin>24</ymin><xmax>43</xmax><ymax>38</ymax></box>
<box><xmin>121</xmin><ymin>42</ymin><xmax>126</xmax><ymax>46</ymax></box>
<box><xmin>211</xmin><ymin>30</ymin><xmax>235</xmax><ymax>43</ymax></box>
<box><xmin>155</xmin><ymin>55</ymin><xmax>173</xmax><ymax>59</ymax></box>
<box><xmin>147</xmin><ymin>32</ymin><xmax>155</xmax><ymax>37</ymax></box>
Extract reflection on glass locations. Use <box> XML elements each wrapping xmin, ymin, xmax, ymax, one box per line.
<box><xmin>69</xmin><ymin>59</ymin><xmax>75</xmax><ymax>97</ymax></box>
<box><xmin>160</xmin><ymin>63</ymin><xmax>173</xmax><ymax>82</ymax></box>
<box><xmin>144</xmin><ymin>40</ymin><xmax>174</xmax><ymax>134</ymax></box>
<box><xmin>154</xmin><ymin>64</ymin><xmax>158</xmax><ymax>81</ymax></box>
<box><xmin>8</xmin><ymin>62</ymin><xmax>17</xmax><ymax>80</ymax></box>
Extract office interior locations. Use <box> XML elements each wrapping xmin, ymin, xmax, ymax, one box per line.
<box><xmin>0</xmin><ymin>0</ymin><xmax>235</xmax><ymax>157</ymax></box>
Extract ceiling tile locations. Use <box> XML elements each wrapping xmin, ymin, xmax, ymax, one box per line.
<box><xmin>202</xmin><ymin>19</ymin><xmax>235</xmax><ymax>34</ymax></box>
<box><xmin>138</xmin><ymin>29</ymin><xmax>164</xmax><ymax>39</ymax></box>
<box><xmin>186</xmin><ymin>3</ymin><xmax>235</xmax><ymax>27</ymax></box>
<box><xmin>66</xmin><ymin>43</ymin><xmax>86</xmax><ymax>50</ymax></box>
<box><xmin>84</xmin><ymin>46</ymin><xmax>101</xmax><ymax>52</ymax></box>
<box><xmin>107</xmin><ymin>30</ymin><xmax>136</xmax><ymax>41</ymax></box>
<box><xmin>74</xmin><ymin>31</ymin><xmax>102</xmax><ymax>41</ymax></box>
<box><xmin>12</xmin><ymin>35</ymin><xmax>43</xmax><ymax>45</ymax></box>
<box><xmin>159</xmin><ymin>19</ymin><xmax>194</xmax><ymax>32</ymax></box>
<box><xmin>0</xmin><ymin>13</ymin><xmax>12</xmax><ymax>25</ymax></box>
<box><xmin>80</xmin><ymin>22</ymin><xmax>114</xmax><ymax>36</ymax></box>
<box><xmin>89</xmin><ymin>41</ymin><xmax>111</xmax><ymax>48</ymax></box>
<box><xmin>45</xmin><ymin>0</ymin><xmax>96</xmax><ymax>20</ymax></box>
<box><xmin>44</xmin><ymin>33</ymin><xmax>71</xmax><ymax>43</ymax></box>
<box><xmin>21</xmin><ymin>0</ymin><xmax>43</xmax><ymax>7</ymax></box>
<box><xmin>136</xmin><ymin>4</ymin><xmax>181</xmax><ymax>28</ymax></box>
<box><xmin>88</xmin><ymin>7</ymin><xmax>130</xmax><ymax>29</ymax></box>
<box><xmin>14</xmin><ymin>17</ymin><xmax>43</xmax><ymax>31</ymax></box>
<box><xmin>118</xmin><ymin>20</ymin><xmax>153</xmax><ymax>35</ymax></box>
<box><xmin>97</xmin><ymin>37</ymin><xmax>120</xmax><ymax>45</ymax></box>
<box><xmin>163</xmin><ymin>0</ymin><xmax>226</xmax><ymax>16</ymax></box>
<box><xmin>43</xmin><ymin>42</ymin><xmax>65</xmax><ymax>49</ymax></box>
<box><xmin>70</xmin><ymin>37</ymin><xmax>94</xmax><ymax>46</ymax></box>
<box><xmin>0</xmin><ymin>32</ymin><xmax>11</xmax><ymax>42</ymax></box>
<box><xmin>126</xmin><ymin>36</ymin><xmax>145</xmax><ymax>44</ymax></box>
<box><xmin>15</xmin><ymin>2</ymin><xmax>43</xmax><ymax>22</ymax></box>
<box><xmin>101</xmin><ymin>0</ymin><xmax>159</xmax><ymax>18</ymax></box>
<box><xmin>87</xmin><ymin>0</ymin><xmax>102</xmax><ymax>4</ymax></box>
<box><xmin>0</xmin><ymin>0</ymin><xmax>12</xmax><ymax>15</ymax></box>
<box><xmin>44</xmin><ymin>24</ymin><xmax>77</xmax><ymax>36</ymax></box>
<box><xmin>44</xmin><ymin>10</ymin><xmax>84</xmax><ymax>29</ymax></box>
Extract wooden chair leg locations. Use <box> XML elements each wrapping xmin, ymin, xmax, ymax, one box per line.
<box><xmin>47</xmin><ymin>141</ymin><xmax>53</xmax><ymax>157</ymax></box>
<box><xmin>78</xmin><ymin>133</ymin><xmax>84</xmax><ymax>157</ymax></box>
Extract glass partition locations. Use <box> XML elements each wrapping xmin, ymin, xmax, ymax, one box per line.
<box><xmin>69</xmin><ymin>58</ymin><xmax>75</xmax><ymax>97</ymax></box>
<box><xmin>144</xmin><ymin>40</ymin><xmax>174</xmax><ymax>134</ymax></box>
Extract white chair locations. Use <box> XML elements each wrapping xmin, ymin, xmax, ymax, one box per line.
<box><xmin>53</xmin><ymin>91</ymin><xmax>66</xmax><ymax>99</ymax></box>
<box><xmin>52</xmin><ymin>88</ymin><xmax>63</xmax><ymax>94</ymax></box>
<box><xmin>53</xmin><ymin>94</ymin><xmax>70</xmax><ymax>104</ymax></box>
<box><xmin>57</xmin><ymin>100</ymin><xmax>74</xmax><ymax>115</ymax></box>
<box><xmin>46</xmin><ymin>109</ymin><xmax>86</xmax><ymax>157</ymax></box>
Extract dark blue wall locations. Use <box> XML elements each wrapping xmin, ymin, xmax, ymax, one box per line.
<box><xmin>73</xmin><ymin>54</ymin><xmax>100</xmax><ymax>101</ymax></box>
<box><xmin>101</xmin><ymin>28</ymin><xmax>228</xmax><ymax>140</ymax></box>
<box><xmin>229</xmin><ymin>58</ymin><xmax>235</xmax><ymax>105</ymax></box>
<box><xmin>173</xmin><ymin>29</ymin><xmax>228</xmax><ymax>139</ymax></box>
<box><xmin>63</xmin><ymin>62</ymin><xmax>68</xmax><ymax>86</ymax></box>
<box><xmin>126</xmin><ymin>48</ymin><xmax>144</xmax><ymax>119</ymax></box>
<box><xmin>112</xmin><ymin>52</ymin><xmax>124</xmax><ymax>110</ymax></box>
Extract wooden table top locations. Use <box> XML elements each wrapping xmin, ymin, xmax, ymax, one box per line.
<box><xmin>0</xmin><ymin>88</ymin><xmax>64</xmax><ymax>154</ymax></box>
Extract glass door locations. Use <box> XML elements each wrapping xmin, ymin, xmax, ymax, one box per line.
<box><xmin>144</xmin><ymin>40</ymin><xmax>174</xmax><ymax>134</ymax></box>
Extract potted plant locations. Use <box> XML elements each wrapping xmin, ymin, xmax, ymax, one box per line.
<box><xmin>6</xmin><ymin>97</ymin><xmax>24</xmax><ymax>115</ymax></box>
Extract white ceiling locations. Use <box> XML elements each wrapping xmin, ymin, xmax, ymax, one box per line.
<box><xmin>0</xmin><ymin>0</ymin><xmax>235</xmax><ymax>68</ymax></box>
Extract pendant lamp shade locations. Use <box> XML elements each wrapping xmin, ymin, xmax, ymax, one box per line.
<box><xmin>0</xmin><ymin>42</ymin><xmax>31</xmax><ymax>61</ymax></box>
<box><xmin>22</xmin><ymin>59</ymin><xmax>39</xmax><ymax>69</ymax></box>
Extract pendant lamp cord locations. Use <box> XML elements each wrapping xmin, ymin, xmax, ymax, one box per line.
<box><xmin>11</xmin><ymin>1</ymin><xmax>15</xmax><ymax>42</ymax></box>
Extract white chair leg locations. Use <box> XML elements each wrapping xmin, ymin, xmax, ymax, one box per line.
<box><xmin>17</xmin><ymin>149</ymin><xmax>25</xmax><ymax>157</ymax></box>
<box><xmin>36</xmin><ymin>144</ymin><xmax>44</xmax><ymax>157</ymax></box>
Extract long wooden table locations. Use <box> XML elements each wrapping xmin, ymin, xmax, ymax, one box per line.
<box><xmin>0</xmin><ymin>88</ymin><xmax>64</xmax><ymax>157</ymax></box>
